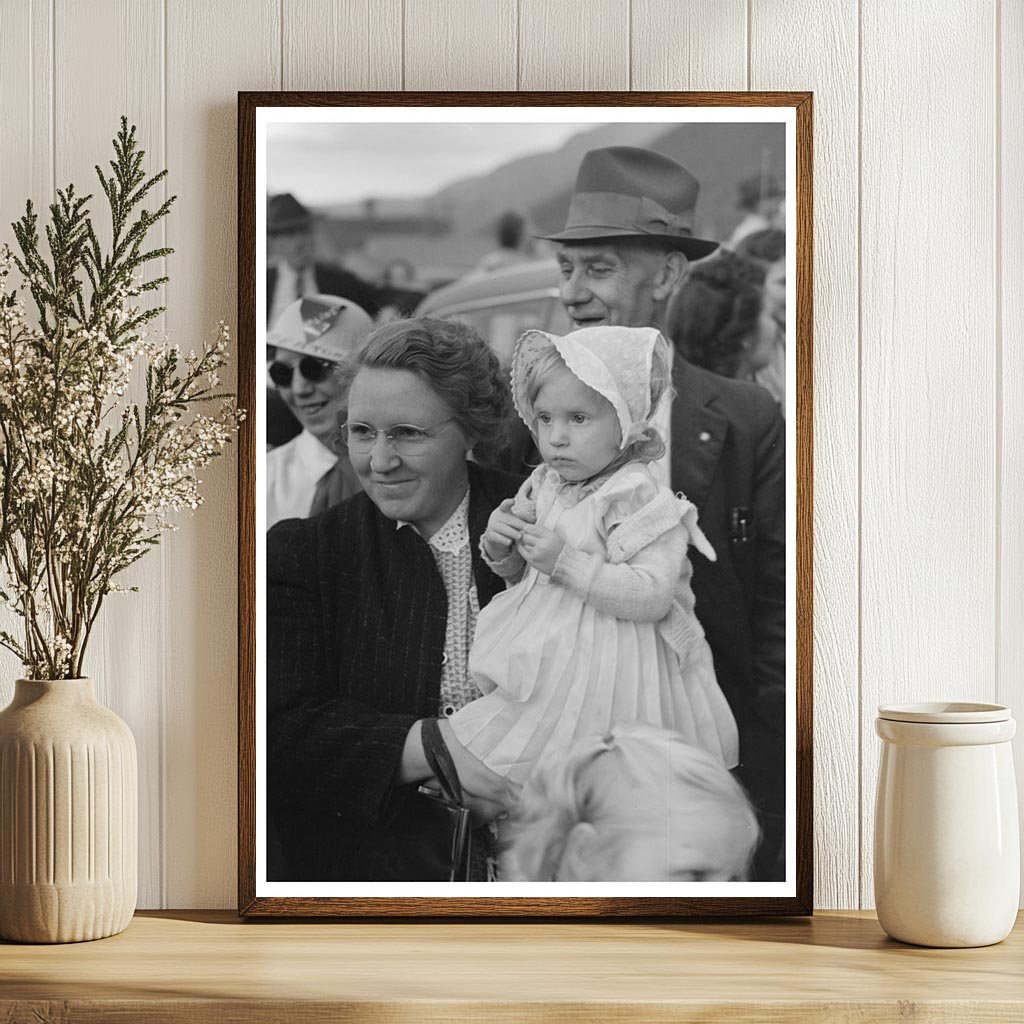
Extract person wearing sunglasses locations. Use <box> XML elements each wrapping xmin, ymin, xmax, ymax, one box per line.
<box><xmin>265</xmin><ymin>294</ymin><xmax>373</xmax><ymax>529</ymax></box>
<box><xmin>267</xmin><ymin>317</ymin><xmax>523</xmax><ymax>881</ymax></box>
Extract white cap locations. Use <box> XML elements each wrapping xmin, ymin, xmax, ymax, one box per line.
<box><xmin>267</xmin><ymin>294</ymin><xmax>373</xmax><ymax>362</ymax></box>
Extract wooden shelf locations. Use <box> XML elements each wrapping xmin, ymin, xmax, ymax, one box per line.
<box><xmin>2</xmin><ymin>910</ymin><xmax>1022</xmax><ymax>1022</ymax></box>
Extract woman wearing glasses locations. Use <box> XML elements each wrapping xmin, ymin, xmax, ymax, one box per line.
<box><xmin>265</xmin><ymin>294</ymin><xmax>373</xmax><ymax>529</ymax></box>
<box><xmin>267</xmin><ymin>317</ymin><xmax>523</xmax><ymax>880</ymax></box>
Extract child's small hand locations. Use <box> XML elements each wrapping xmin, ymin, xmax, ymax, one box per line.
<box><xmin>516</xmin><ymin>524</ymin><xmax>565</xmax><ymax>575</ymax></box>
<box><xmin>483</xmin><ymin>498</ymin><xmax>529</xmax><ymax>560</ymax></box>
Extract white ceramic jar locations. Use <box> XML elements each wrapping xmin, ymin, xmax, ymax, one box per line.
<box><xmin>874</xmin><ymin>702</ymin><xmax>1019</xmax><ymax>947</ymax></box>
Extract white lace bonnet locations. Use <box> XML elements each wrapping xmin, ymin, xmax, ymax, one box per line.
<box><xmin>510</xmin><ymin>325</ymin><xmax>668</xmax><ymax>450</ymax></box>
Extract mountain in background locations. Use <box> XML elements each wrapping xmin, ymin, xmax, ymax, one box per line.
<box><xmin>318</xmin><ymin>122</ymin><xmax>665</xmax><ymax>223</ymax></box>
<box><xmin>430</xmin><ymin>122</ymin><xmax>669</xmax><ymax>234</ymax></box>
<box><xmin>314</xmin><ymin>120</ymin><xmax>785</xmax><ymax>279</ymax></box>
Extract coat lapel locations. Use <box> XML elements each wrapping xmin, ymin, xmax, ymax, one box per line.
<box><xmin>670</xmin><ymin>357</ymin><xmax>730</xmax><ymax>512</ymax></box>
<box><xmin>468</xmin><ymin>465</ymin><xmax>506</xmax><ymax>606</ymax></box>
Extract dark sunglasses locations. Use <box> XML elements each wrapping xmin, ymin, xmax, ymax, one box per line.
<box><xmin>268</xmin><ymin>356</ymin><xmax>334</xmax><ymax>388</ymax></box>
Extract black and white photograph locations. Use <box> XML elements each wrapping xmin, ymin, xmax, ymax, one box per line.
<box><xmin>240</xmin><ymin>96</ymin><xmax>810</xmax><ymax>915</ymax></box>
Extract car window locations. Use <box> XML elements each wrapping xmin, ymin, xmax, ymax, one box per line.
<box><xmin>446</xmin><ymin>298</ymin><xmax>571</xmax><ymax>365</ymax></box>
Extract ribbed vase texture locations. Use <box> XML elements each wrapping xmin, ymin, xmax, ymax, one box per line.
<box><xmin>0</xmin><ymin>678</ymin><xmax>137</xmax><ymax>943</ymax></box>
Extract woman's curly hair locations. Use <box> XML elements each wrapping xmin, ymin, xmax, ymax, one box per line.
<box><xmin>336</xmin><ymin>317</ymin><xmax>513</xmax><ymax>465</ymax></box>
<box><xmin>735</xmin><ymin>227</ymin><xmax>786</xmax><ymax>265</ymax></box>
<box><xmin>666</xmin><ymin>251</ymin><xmax>766</xmax><ymax>379</ymax></box>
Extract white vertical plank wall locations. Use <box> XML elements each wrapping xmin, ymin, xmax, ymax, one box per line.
<box><xmin>519</xmin><ymin>0</ymin><xmax>629</xmax><ymax>91</ymax></box>
<box><xmin>283</xmin><ymin>0</ymin><xmax>403</xmax><ymax>91</ymax></box>
<box><xmin>162</xmin><ymin>0</ymin><xmax>279</xmax><ymax>908</ymax></box>
<box><xmin>0</xmin><ymin>0</ymin><xmax>52</xmax><ymax>248</ymax></box>
<box><xmin>0</xmin><ymin>0</ymin><xmax>1019</xmax><ymax>910</ymax></box>
<box><xmin>859</xmin><ymin>0</ymin><xmax>999</xmax><ymax>909</ymax></box>
<box><xmin>404</xmin><ymin>0</ymin><xmax>517</xmax><ymax>91</ymax></box>
<box><xmin>749</xmin><ymin>1</ymin><xmax>860</xmax><ymax>910</ymax></box>
<box><xmin>630</xmin><ymin>1</ymin><xmax>746</xmax><ymax>92</ymax></box>
<box><xmin>1001</xmin><ymin>0</ymin><xmax>1024</xmax><ymax>900</ymax></box>
<box><xmin>52</xmin><ymin>0</ymin><xmax>168</xmax><ymax>910</ymax></box>
<box><xmin>0</xmin><ymin>4</ymin><xmax>53</xmax><ymax>693</ymax></box>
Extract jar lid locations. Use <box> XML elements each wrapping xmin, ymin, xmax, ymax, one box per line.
<box><xmin>877</xmin><ymin>701</ymin><xmax>1011</xmax><ymax>724</ymax></box>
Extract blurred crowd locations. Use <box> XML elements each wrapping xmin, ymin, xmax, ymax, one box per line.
<box><xmin>265</xmin><ymin>174</ymin><xmax>786</xmax><ymax>465</ymax></box>
<box><xmin>264</xmin><ymin>151</ymin><xmax>789</xmax><ymax>884</ymax></box>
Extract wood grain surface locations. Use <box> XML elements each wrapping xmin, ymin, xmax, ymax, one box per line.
<box><xmin>1</xmin><ymin>911</ymin><xmax>1023</xmax><ymax>1022</ymax></box>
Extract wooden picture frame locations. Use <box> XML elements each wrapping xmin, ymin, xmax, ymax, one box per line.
<box><xmin>238</xmin><ymin>91</ymin><xmax>813</xmax><ymax>917</ymax></box>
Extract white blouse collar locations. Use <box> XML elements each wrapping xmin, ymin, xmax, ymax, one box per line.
<box><xmin>396</xmin><ymin>487</ymin><xmax>470</xmax><ymax>553</ymax></box>
<box><xmin>293</xmin><ymin>428</ymin><xmax>339</xmax><ymax>475</ymax></box>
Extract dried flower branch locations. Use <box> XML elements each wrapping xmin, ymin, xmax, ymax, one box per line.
<box><xmin>0</xmin><ymin>117</ymin><xmax>242</xmax><ymax>679</ymax></box>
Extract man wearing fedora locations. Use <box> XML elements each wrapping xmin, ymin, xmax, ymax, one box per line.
<box><xmin>267</xmin><ymin>192</ymin><xmax>380</xmax><ymax>328</ymax></box>
<box><xmin>540</xmin><ymin>146</ymin><xmax>787</xmax><ymax>880</ymax></box>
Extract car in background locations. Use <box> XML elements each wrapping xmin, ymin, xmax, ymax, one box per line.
<box><xmin>415</xmin><ymin>259</ymin><xmax>569</xmax><ymax>365</ymax></box>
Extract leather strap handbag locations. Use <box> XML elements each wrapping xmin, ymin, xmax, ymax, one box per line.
<box><xmin>417</xmin><ymin>716</ymin><xmax>473</xmax><ymax>882</ymax></box>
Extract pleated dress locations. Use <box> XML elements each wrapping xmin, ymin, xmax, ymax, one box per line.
<box><xmin>450</xmin><ymin>462</ymin><xmax>739</xmax><ymax>785</ymax></box>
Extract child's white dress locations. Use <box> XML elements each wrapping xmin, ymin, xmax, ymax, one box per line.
<box><xmin>450</xmin><ymin>461</ymin><xmax>739</xmax><ymax>784</ymax></box>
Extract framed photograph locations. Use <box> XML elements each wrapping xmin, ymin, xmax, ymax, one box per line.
<box><xmin>238</xmin><ymin>91</ymin><xmax>812</xmax><ymax>916</ymax></box>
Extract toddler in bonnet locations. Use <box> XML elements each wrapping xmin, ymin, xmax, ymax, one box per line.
<box><xmin>450</xmin><ymin>325</ymin><xmax>739</xmax><ymax>786</ymax></box>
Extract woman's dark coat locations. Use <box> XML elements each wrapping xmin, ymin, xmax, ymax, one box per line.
<box><xmin>267</xmin><ymin>462</ymin><xmax>522</xmax><ymax>880</ymax></box>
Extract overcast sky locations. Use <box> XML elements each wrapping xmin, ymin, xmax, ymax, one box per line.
<box><xmin>266</xmin><ymin>122</ymin><xmax>594</xmax><ymax>205</ymax></box>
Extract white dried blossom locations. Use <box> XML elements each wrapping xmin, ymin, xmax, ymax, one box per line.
<box><xmin>0</xmin><ymin>121</ymin><xmax>243</xmax><ymax>679</ymax></box>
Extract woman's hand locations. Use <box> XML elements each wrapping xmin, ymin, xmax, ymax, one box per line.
<box><xmin>397</xmin><ymin>719</ymin><xmax>431</xmax><ymax>784</ymax></box>
<box><xmin>435</xmin><ymin>718</ymin><xmax>521</xmax><ymax>824</ymax></box>
<box><xmin>516</xmin><ymin>523</ymin><xmax>565</xmax><ymax>575</ymax></box>
<box><xmin>482</xmin><ymin>498</ymin><xmax>530</xmax><ymax>561</ymax></box>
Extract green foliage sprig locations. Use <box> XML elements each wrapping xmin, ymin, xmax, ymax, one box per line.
<box><xmin>0</xmin><ymin>117</ymin><xmax>242</xmax><ymax>679</ymax></box>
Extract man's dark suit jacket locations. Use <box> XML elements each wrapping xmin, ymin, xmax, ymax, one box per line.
<box><xmin>267</xmin><ymin>261</ymin><xmax>381</xmax><ymax>320</ymax></box>
<box><xmin>670</xmin><ymin>356</ymin><xmax>786</xmax><ymax>872</ymax></box>
<box><xmin>267</xmin><ymin>463</ymin><xmax>522</xmax><ymax>881</ymax></box>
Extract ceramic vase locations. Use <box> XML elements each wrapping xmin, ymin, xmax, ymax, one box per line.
<box><xmin>0</xmin><ymin>678</ymin><xmax>137</xmax><ymax>943</ymax></box>
<box><xmin>874</xmin><ymin>702</ymin><xmax>1019</xmax><ymax>948</ymax></box>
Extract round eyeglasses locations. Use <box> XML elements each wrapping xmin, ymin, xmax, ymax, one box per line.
<box><xmin>268</xmin><ymin>355</ymin><xmax>335</xmax><ymax>388</ymax></box>
<box><xmin>342</xmin><ymin>418</ymin><xmax>456</xmax><ymax>456</ymax></box>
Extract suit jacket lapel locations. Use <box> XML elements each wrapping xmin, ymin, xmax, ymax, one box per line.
<box><xmin>670</xmin><ymin>357</ymin><xmax>730</xmax><ymax>512</ymax></box>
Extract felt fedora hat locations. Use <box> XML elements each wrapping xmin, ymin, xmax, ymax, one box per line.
<box><xmin>537</xmin><ymin>146</ymin><xmax>719</xmax><ymax>259</ymax></box>
<box><xmin>267</xmin><ymin>192</ymin><xmax>312</xmax><ymax>235</ymax></box>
